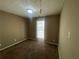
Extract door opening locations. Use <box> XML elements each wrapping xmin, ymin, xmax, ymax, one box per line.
<box><xmin>36</xmin><ymin>19</ymin><xmax>45</xmax><ymax>40</ymax></box>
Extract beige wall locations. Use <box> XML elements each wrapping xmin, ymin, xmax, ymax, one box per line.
<box><xmin>0</xmin><ymin>11</ymin><xmax>28</xmax><ymax>50</ymax></box>
<box><xmin>45</xmin><ymin>15</ymin><xmax>60</xmax><ymax>44</ymax></box>
<box><xmin>28</xmin><ymin>18</ymin><xmax>36</xmax><ymax>40</ymax></box>
<box><xmin>59</xmin><ymin>0</ymin><xmax>79</xmax><ymax>59</ymax></box>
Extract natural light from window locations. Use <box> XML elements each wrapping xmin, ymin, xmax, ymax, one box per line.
<box><xmin>36</xmin><ymin>19</ymin><xmax>45</xmax><ymax>39</ymax></box>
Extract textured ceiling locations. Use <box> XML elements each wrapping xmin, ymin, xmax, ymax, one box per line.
<box><xmin>0</xmin><ymin>0</ymin><xmax>64</xmax><ymax>17</ymax></box>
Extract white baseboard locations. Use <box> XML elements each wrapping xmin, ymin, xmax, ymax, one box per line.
<box><xmin>46</xmin><ymin>41</ymin><xmax>58</xmax><ymax>46</ymax></box>
<box><xmin>28</xmin><ymin>38</ymin><xmax>36</xmax><ymax>40</ymax></box>
<box><xmin>0</xmin><ymin>39</ymin><xmax>26</xmax><ymax>51</ymax></box>
<box><xmin>28</xmin><ymin>38</ymin><xmax>33</xmax><ymax>40</ymax></box>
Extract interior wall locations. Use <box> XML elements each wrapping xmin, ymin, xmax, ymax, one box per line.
<box><xmin>59</xmin><ymin>0</ymin><xmax>79</xmax><ymax>59</ymax></box>
<box><xmin>0</xmin><ymin>11</ymin><xmax>29</xmax><ymax>50</ymax></box>
<box><xmin>29</xmin><ymin>15</ymin><xmax>60</xmax><ymax>44</ymax></box>
<box><xmin>45</xmin><ymin>15</ymin><xmax>60</xmax><ymax>44</ymax></box>
<box><xmin>28</xmin><ymin>18</ymin><xmax>36</xmax><ymax>40</ymax></box>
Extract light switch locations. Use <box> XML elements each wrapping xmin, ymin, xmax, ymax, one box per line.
<box><xmin>68</xmin><ymin>32</ymin><xmax>71</xmax><ymax>39</ymax></box>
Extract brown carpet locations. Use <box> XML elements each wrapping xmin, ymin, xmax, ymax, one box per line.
<box><xmin>0</xmin><ymin>40</ymin><xmax>59</xmax><ymax>59</ymax></box>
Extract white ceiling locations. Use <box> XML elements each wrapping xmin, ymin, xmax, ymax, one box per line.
<box><xmin>0</xmin><ymin>0</ymin><xmax>64</xmax><ymax>18</ymax></box>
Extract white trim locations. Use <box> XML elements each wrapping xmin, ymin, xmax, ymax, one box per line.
<box><xmin>28</xmin><ymin>38</ymin><xmax>36</xmax><ymax>40</ymax></box>
<box><xmin>28</xmin><ymin>38</ymin><xmax>33</xmax><ymax>40</ymax></box>
<box><xmin>0</xmin><ymin>39</ymin><xmax>26</xmax><ymax>51</ymax></box>
<box><xmin>46</xmin><ymin>41</ymin><xmax>58</xmax><ymax>46</ymax></box>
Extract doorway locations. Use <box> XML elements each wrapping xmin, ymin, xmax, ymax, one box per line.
<box><xmin>36</xmin><ymin>18</ymin><xmax>45</xmax><ymax>40</ymax></box>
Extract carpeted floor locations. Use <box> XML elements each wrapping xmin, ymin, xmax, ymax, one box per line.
<box><xmin>0</xmin><ymin>40</ymin><xmax>59</xmax><ymax>59</ymax></box>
